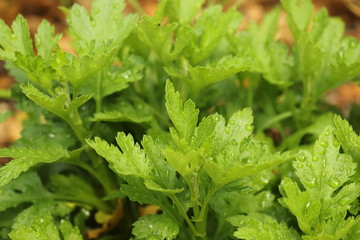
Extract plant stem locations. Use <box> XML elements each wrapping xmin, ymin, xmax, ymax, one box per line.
<box><xmin>54</xmin><ymin>194</ymin><xmax>113</xmax><ymax>213</ymax></box>
<box><xmin>169</xmin><ymin>194</ymin><xmax>200</xmax><ymax>237</ymax></box>
<box><xmin>194</xmin><ymin>183</ymin><xmax>221</xmax><ymax>239</ymax></box>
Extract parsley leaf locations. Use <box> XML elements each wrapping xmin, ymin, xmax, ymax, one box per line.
<box><xmin>132</xmin><ymin>214</ymin><xmax>179</xmax><ymax>240</ymax></box>
<box><xmin>279</xmin><ymin>127</ymin><xmax>360</xmax><ymax>238</ymax></box>
<box><xmin>0</xmin><ymin>142</ymin><xmax>67</xmax><ymax>187</ymax></box>
<box><xmin>228</xmin><ymin>213</ymin><xmax>301</xmax><ymax>240</ymax></box>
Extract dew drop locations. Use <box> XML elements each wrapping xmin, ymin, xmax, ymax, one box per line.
<box><xmin>113</xmin><ymin>15</ymin><xmax>119</xmax><ymax>21</ymax></box>
<box><xmin>230</xmin><ymin>153</ymin><xmax>235</xmax><ymax>157</ymax></box>
<box><xmin>225</xmin><ymin>127</ymin><xmax>230</xmax><ymax>134</ymax></box>
<box><xmin>245</xmin><ymin>124</ymin><xmax>254</xmax><ymax>132</ymax></box>
<box><xmin>149</xmin><ymin>224</ymin><xmax>153</xmax><ymax>229</ymax></box>
<box><xmin>214</xmin><ymin>116</ymin><xmax>220</xmax><ymax>122</ymax></box>
<box><xmin>221</xmin><ymin>149</ymin><xmax>227</xmax><ymax>154</ymax></box>
<box><xmin>91</xmin><ymin>21</ymin><xmax>96</xmax><ymax>27</ymax></box>
<box><xmin>338</xmin><ymin>50</ymin><xmax>344</xmax><ymax>58</ymax></box>
<box><xmin>11</xmin><ymin>34</ymin><xmax>17</xmax><ymax>39</ymax></box>
<box><xmin>350</xmin><ymin>41</ymin><xmax>357</xmax><ymax>48</ymax></box>
<box><xmin>67</xmin><ymin>19</ymin><xmax>72</xmax><ymax>24</ymax></box>
<box><xmin>328</xmin><ymin>178</ymin><xmax>340</xmax><ymax>188</ymax></box>
<box><xmin>261</xmin><ymin>144</ymin><xmax>268</xmax><ymax>151</ymax></box>
<box><xmin>320</xmin><ymin>141</ymin><xmax>328</xmax><ymax>148</ymax></box>
<box><xmin>231</xmin><ymin>139</ymin><xmax>238</xmax><ymax>145</ymax></box>
<box><xmin>324</xmin><ymin>130</ymin><xmax>330</xmax><ymax>136</ymax></box>
<box><xmin>305</xmin><ymin>201</ymin><xmax>311</xmax><ymax>216</ymax></box>
<box><xmin>340</xmin><ymin>167</ymin><xmax>344</xmax><ymax>171</ymax></box>
<box><xmin>312</xmin><ymin>156</ymin><xmax>319</xmax><ymax>162</ymax></box>
<box><xmin>93</xmin><ymin>8</ymin><xmax>100</xmax><ymax>14</ymax></box>
<box><xmin>296</xmin><ymin>163</ymin><xmax>304</xmax><ymax>168</ymax></box>
<box><xmin>339</xmin><ymin>198</ymin><xmax>348</xmax><ymax>206</ymax></box>
<box><xmin>48</xmin><ymin>133</ymin><xmax>56</xmax><ymax>138</ymax></box>
<box><xmin>333</xmin><ymin>140</ymin><xmax>340</xmax><ymax>147</ymax></box>
<box><xmin>297</xmin><ymin>154</ymin><xmax>306</xmax><ymax>162</ymax></box>
<box><xmin>229</xmin><ymin>120</ymin><xmax>235</xmax><ymax>125</ymax></box>
<box><xmin>305</xmin><ymin>178</ymin><xmax>316</xmax><ymax>188</ymax></box>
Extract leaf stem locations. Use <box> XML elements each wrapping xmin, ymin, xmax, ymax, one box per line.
<box><xmin>169</xmin><ymin>194</ymin><xmax>200</xmax><ymax>237</ymax></box>
<box><xmin>54</xmin><ymin>194</ymin><xmax>113</xmax><ymax>213</ymax></box>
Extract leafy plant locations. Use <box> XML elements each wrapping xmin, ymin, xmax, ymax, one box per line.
<box><xmin>1</xmin><ymin>0</ymin><xmax>360</xmax><ymax>239</ymax></box>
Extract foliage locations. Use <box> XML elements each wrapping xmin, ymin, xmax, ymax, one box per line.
<box><xmin>1</xmin><ymin>0</ymin><xmax>360</xmax><ymax>239</ymax></box>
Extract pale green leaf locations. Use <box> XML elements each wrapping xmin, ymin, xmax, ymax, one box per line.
<box><xmin>132</xmin><ymin>214</ymin><xmax>179</xmax><ymax>240</ymax></box>
<box><xmin>9</xmin><ymin>215</ymin><xmax>82</xmax><ymax>240</ymax></box>
<box><xmin>165</xmin><ymin>80</ymin><xmax>199</xmax><ymax>143</ymax></box>
<box><xmin>0</xmin><ymin>142</ymin><xmax>67</xmax><ymax>187</ymax></box>
<box><xmin>333</xmin><ymin>115</ymin><xmax>360</xmax><ymax>163</ymax></box>
<box><xmin>67</xmin><ymin>0</ymin><xmax>137</xmax><ymax>49</ymax></box>
<box><xmin>188</xmin><ymin>55</ymin><xmax>252</xmax><ymax>90</ymax></box>
<box><xmin>228</xmin><ymin>213</ymin><xmax>301</xmax><ymax>240</ymax></box>
<box><xmin>0</xmin><ymin>172</ymin><xmax>52</xmax><ymax>212</ymax></box>
<box><xmin>0</xmin><ymin>15</ymin><xmax>33</xmax><ymax>61</ymax></box>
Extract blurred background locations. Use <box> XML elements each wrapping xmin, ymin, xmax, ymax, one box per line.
<box><xmin>1</xmin><ymin>0</ymin><xmax>360</xmax><ymax>151</ymax></box>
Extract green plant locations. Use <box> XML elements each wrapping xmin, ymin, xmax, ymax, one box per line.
<box><xmin>1</xmin><ymin>0</ymin><xmax>360</xmax><ymax>239</ymax></box>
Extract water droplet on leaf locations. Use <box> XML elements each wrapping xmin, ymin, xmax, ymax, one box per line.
<box><xmin>225</xmin><ymin>127</ymin><xmax>230</xmax><ymax>134</ymax></box>
<box><xmin>328</xmin><ymin>178</ymin><xmax>340</xmax><ymax>188</ymax></box>
<box><xmin>297</xmin><ymin>154</ymin><xmax>306</xmax><ymax>162</ymax></box>
<box><xmin>339</xmin><ymin>198</ymin><xmax>348</xmax><ymax>206</ymax></box>
<box><xmin>229</xmin><ymin>120</ymin><xmax>235</xmax><ymax>125</ymax></box>
<box><xmin>245</xmin><ymin>124</ymin><xmax>254</xmax><ymax>132</ymax></box>
<box><xmin>305</xmin><ymin>178</ymin><xmax>316</xmax><ymax>188</ymax></box>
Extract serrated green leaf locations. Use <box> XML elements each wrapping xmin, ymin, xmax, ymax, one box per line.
<box><xmin>81</xmin><ymin>55</ymin><xmax>145</xmax><ymax>104</ymax></box>
<box><xmin>0</xmin><ymin>15</ymin><xmax>33</xmax><ymax>61</ymax></box>
<box><xmin>0</xmin><ymin>142</ymin><xmax>67</xmax><ymax>187</ymax></box>
<box><xmin>0</xmin><ymin>172</ymin><xmax>52</xmax><ymax>212</ymax></box>
<box><xmin>136</xmin><ymin>16</ymin><xmax>191</xmax><ymax>64</ymax></box>
<box><xmin>92</xmin><ymin>98</ymin><xmax>152</xmax><ymax>123</ymax></box>
<box><xmin>87</xmin><ymin>133</ymin><xmax>183</xmax><ymax>193</ymax></box>
<box><xmin>35</xmin><ymin>20</ymin><xmax>62</xmax><ymax>63</ymax></box>
<box><xmin>279</xmin><ymin>127</ymin><xmax>360</xmax><ymax>238</ymax></box>
<box><xmin>228</xmin><ymin>213</ymin><xmax>301</xmax><ymax>240</ymax></box>
<box><xmin>165</xmin><ymin>80</ymin><xmax>199</xmax><ymax>143</ymax></box>
<box><xmin>187</xmin><ymin>55</ymin><xmax>252</xmax><ymax>90</ymax></box>
<box><xmin>9</xmin><ymin>215</ymin><xmax>83</xmax><ymax>240</ymax></box>
<box><xmin>60</xmin><ymin>41</ymin><xmax>116</xmax><ymax>90</ymax></box>
<box><xmin>132</xmin><ymin>214</ymin><xmax>179</xmax><ymax>240</ymax></box>
<box><xmin>281</xmin><ymin>0</ymin><xmax>313</xmax><ymax>34</ymax></box>
<box><xmin>203</xmin><ymin>108</ymin><xmax>293</xmax><ymax>185</ymax></box>
<box><xmin>21</xmin><ymin>83</ymin><xmax>91</xmax><ymax>121</ymax></box>
<box><xmin>12</xmin><ymin>200</ymin><xmax>55</xmax><ymax>229</ymax></box>
<box><xmin>156</xmin><ymin>0</ymin><xmax>205</xmax><ymax>24</ymax></box>
<box><xmin>67</xmin><ymin>0</ymin><xmax>137</xmax><ymax>49</ymax></box>
<box><xmin>333</xmin><ymin>115</ymin><xmax>360</xmax><ymax>163</ymax></box>
<box><xmin>188</xmin><ymin>6</ymin><xmax>243</xmax><ymax>64</ymax></box>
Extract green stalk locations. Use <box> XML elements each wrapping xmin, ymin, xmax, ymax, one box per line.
<box><xmin>65</xmin><ymin>109</ymin><xmax>87</xmax><ymax>144</ymax></box>
<box><xmin>169</xmin><ymin>194</ymin><xmax>200</xmax><ymax>237</ymax></box>
<box><xmin>54</xmin><ymin>194</ymin><xmax>113</xmax><ymax>213</ymax></box>
<box><xmin>194</xmin><ymin>183</ymin><xmax>221</xmax><ymax>239</ymax></box>
<box><xmin>300</xmin><ymin>77</ymin><xmax>316</xmax><ymax>126</ymax></box>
